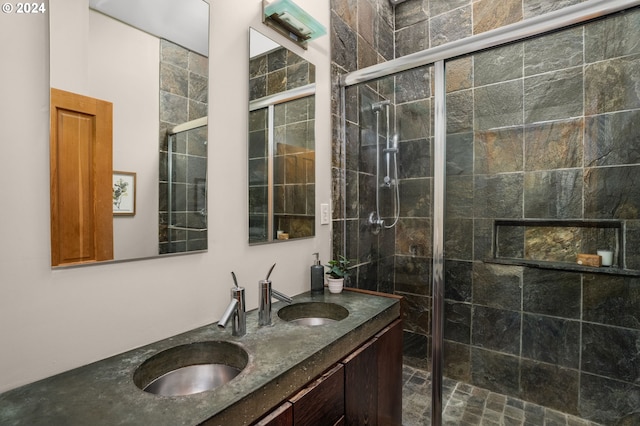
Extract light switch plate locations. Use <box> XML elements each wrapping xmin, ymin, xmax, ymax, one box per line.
<box><xmin>320</xmin><ymin>203</ymin><xmax>330</xmax><ymax>225</ymax></box>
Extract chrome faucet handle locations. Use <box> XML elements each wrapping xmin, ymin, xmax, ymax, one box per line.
<box><xmin>218</xmin><ymin>298</ymin><xmax>238</xmax><ymax>329</ymax></box>
<box><xmin>218</xmin><ymin>286</ymin><xmax>246</xmax><ymax>337</ymax></box>
<box><xmin>272</xmin><ymin>288</ymin><xmax>293</xmax><ymax>304</ymax></box>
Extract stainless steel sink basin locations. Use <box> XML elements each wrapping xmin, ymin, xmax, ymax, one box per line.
<box><xmin>277</xmin><ymin>302</ymin><xmax>349</xmax><ymax>326</ymax></box>
<box><xmin>133</xmin><ymin>341</ymin><xmax>248</xmax><ymax>396</ymax></box>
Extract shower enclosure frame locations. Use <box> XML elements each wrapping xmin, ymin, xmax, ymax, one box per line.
<box><xmin>337</xmin><ymin>0</ymin><xmax>640</xmax><ymax>424</ymax></box>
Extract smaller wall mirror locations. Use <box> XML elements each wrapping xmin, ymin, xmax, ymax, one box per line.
<box><xmin>248</xmin><ymin>28</ymin><xmax>316</xmax><ymax>244</ymax></box>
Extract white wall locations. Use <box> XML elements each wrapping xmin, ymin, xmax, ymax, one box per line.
<box><xmin>0</xmin><ymin>0</ymin><xmax>331</xmax><ymax>392</ymax></box>
<box><xmin>88</xmin><ymin>10</ymin><xmax>160</xmax><ymax>260</ymax></box>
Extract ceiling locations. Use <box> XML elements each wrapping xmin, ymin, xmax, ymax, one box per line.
<box><xmin>89</xmin><ymin>0</ymin><xmax>209</xmax><ymax>56</ymax></box>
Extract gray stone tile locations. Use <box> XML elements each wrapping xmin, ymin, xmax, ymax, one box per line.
<box><xmin>474</xmin><ymin>80</ymin><xmax>523</xmax><ymax>130</ymax></box>
<box><xmin>430</xmin><ymin>6</ymin><xmax>472</xmax><ymax>47</ymax></box>
<box><xmin>585</xmin><ymin>54</ymin><xmax>640</xmax><ymax>115</ymax></box>
<box><xmin>483</xmin><ymin>408</ymin><xmax>503</xmax><ymax>423</ymax></box>
<box><xmin>524</xmin><ymin>27</ymin><xmax>583</xmax><ymax>76</ymax></box>
<box><xmin>473</xmin><ymin>263</ymin><xmax>522</xmax><ymax>311</ymax></box>
<box><xmin>585</xmin><ymin>8</ymin><xmax>640</xmax><ymax>63</ymax></box>
<box><xmin>524</xmin><ymin>67</ymin><xmax>583</xmax><ymax>124</ymax></box>
<box><xmin>474</xmin><ymin>126</ymin><xmax>524</xmax><ymax>175</ymax></box>
<box><xmin>585</xmin><ymin>110</ymin><xmax>640</xmax><ymax>168</ymax></box>
<box><xmin>522</xmin><ymin>269</ymin><xmax>581</xmax><ymax>318</ymax></box>
<box><xmin>520</xmin><ymin>360</ymin><xmax>579</xmax><ymax>415</ymax></box>
<box><xmin>486</xmin><ymin>392</ymin><xmax>507</xmax><ymax>410</ymax></box>
<box><xmin>582</xmin><ymin>323</ymin><xmax>640</xmax><ymax>383</ymax></box>
<box><xmin>474</xmin><ymin>43</ymin><xmax>523</xmax><ymax>87</ymax></box>
<box><xmin>503</xmin><ymin>415</ymin><xmax>523</xmax><ymax>426</ymax></box>
<box><xmin>545</xmin><ymin>407</ymin><xmax>568</xmax><ymax>425</ymax></box>
<box><xmin>582</xmin><ymin>275</ymin><xmax>640</xmax><ymax>330</ymax></box>
<box><xmin>472</xmin><ymin>306</ymin><xmax>521</xmax><ymax>355</ymax></box>
<box><xmin>522</xmin><ymin>314</ymin><xmax>580</xmax><ymax>368</ymax></box>
<box><xmin>444</xmin><ymin>300</ymin><xmax>471</xmax><ymax>344</ymax></box>
<box><xmin>444</xmin><ymin>260</ymin><xmax>473</xmax><ymax>303</ymax></box>
<box><xmin>523</xmin><ymin>0</ymin><xmax>583</xmax><ymax>19</ymax></box>
<box><xmin>504</xmin><ymin>404</ymin><xmax>525</xmax><ymax>420</ymax></box>
<box><xmin>524</xmin><ymin>118</ymin><xmax>583</xmax><ymax>171</ymax></box>
<box><xmin>584</xmin><ymin>165</ymin><xmax>640</xmax><ymax>220</ymax></box>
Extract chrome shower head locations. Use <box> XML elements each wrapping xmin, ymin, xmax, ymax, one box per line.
<box><xmin>389</xmin><ymin>0</ymin><xmax>408</xmax><ymax>5</ymax></box>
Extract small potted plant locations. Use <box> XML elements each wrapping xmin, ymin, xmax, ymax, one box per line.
<box><xmin>325</xmin><ymin>255</ymin><xmax>351</xmax><ymax>293</ymax></box>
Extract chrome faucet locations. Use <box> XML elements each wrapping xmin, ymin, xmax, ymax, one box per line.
<box><xmin>218</xmin><ymin>273</ymin><xmax>246</xmax><ymax>337</ymax></box>
<box><xmin>258</xmin><ymin>264</ymin><xmax>293</xmax><ymax>326</ymax></box>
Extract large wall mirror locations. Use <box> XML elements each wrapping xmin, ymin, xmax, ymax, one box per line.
<box><xmin>49</xmin><ymin>0</ymin><xmax>209</xmax><ymax>266</ymax></box>
<box><xmin>248</xmin><ymin>28</ymin><xmax>316</xmax><ymax>244</ymax></box>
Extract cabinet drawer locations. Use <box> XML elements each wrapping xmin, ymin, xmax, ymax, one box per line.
<box><xmin>254</xmin><ymin>402</ymin><xmax>293</xmax><ymax>426</ymax></box>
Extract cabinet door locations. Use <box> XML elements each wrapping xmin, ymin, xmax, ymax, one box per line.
<box><xmin>375</xmin><ymin>319</ymin><xmax>403</xmax><ymax>425</ymax></box>
<box><xmin>342</xmin><ymin>338</ymin><xmax>378</xmax><ymax>425</ymax></box>
<box><xmin>254</xmin><ymin>402</ymin><xmax>293</xmax><ymax>426</ymax></box>
<box><xmin>289</xmin><ymin>363</ymin><xmax>344</xmax><ymax>426</ymax></box>
<box><xmin>50</xmin><ymin>88</ymin><xmax>113</xmax><ymax>266</ymax></box>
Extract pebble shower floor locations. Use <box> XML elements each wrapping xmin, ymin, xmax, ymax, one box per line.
<box><xmin>401</xmin><ymin>365</ymin><xmax>602</xmax><ymax>426</ymax></box>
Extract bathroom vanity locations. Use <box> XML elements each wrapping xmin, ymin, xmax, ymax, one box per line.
<box><xmin>254</xmin><ymin>313</ymin><xmax>402</xmax><ymax>425</ymax></box>
<box><xmin>0</xmin><ymin>289</ymin><xmax>402</xmax><ymax>425</ymax></box>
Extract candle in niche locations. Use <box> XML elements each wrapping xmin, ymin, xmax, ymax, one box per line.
<box><xmin>597</xmin><ymin>249</ymin><xmax>614</xmax><ymax>266</ymax></box>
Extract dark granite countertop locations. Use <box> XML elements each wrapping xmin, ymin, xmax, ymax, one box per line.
<box><xmin>0</xmin><ymin>289</ymin><xmax>400</xmax><ymax>426</ymax></box>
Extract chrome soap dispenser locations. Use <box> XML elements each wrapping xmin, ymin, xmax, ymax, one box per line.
<box><xmin>311</xmin><ymin>252</ymin><xmax>324</xmax><ymax>295</ymax></box>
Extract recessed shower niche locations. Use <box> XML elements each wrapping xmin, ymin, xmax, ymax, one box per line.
<box><xmin>490</xmin><ymin>219</ymin><xmax>637</xmax><ymax>275</ymax></box>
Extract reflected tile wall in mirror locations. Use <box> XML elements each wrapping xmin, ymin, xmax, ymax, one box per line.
<box><xmin>248</xmin><ymin>28</ymin><xmax>316</xmax><ymax>244</ymax></box>
<box><xmin>159</xmin><ymin>40</ymin><xmax>208</xmax><ymax>255</ymax></box>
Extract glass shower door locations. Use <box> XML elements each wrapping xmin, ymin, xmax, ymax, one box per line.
<box><xmin>441</xmin><ymin>7</ymin><xmax>640</xmax><ymax>424</ymax></box>
<box><xmin>339</xmin><ymin>65</ymin><xmax>436</xmax><ymax>422</ymax></box>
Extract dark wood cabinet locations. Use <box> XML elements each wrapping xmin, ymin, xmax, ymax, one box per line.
<box><xmin>255</xmin><ymin>364</ymin><xmax>344</xmax><ymax>426</ymax></box>
<box><xmin>342</xmin><ymin>318</ymin><xmax>403</xmax><ymax>426</ymax></box>
<box><xmin>253</xmin><ymin>318</ymin><xmax>402</xmax><ymax>426</ymax></box>
<box><xmin>375</xmin><ymin>319</ymin><xmax>403</xmax><ymax>425</ymax></box>
<box><xmin>290</xmin><ymin>363</ymin><xmax>345</xmax><ymax>426</ymax></box>
<box><xmin>342</xmin><ymin>338</ymin><xmax>378</xmax><ymax>425</ymax></box>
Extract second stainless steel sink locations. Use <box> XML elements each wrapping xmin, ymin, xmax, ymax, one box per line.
<box><xmin>277</xmin><ymin>302</ymin><xmax>349</xmax><ymax>326</ymax></box>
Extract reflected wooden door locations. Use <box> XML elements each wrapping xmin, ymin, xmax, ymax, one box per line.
<box><xmin>50</xmin><ymin>88</ymin><xmax>113</xmax><ymax>266</ymax></box>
